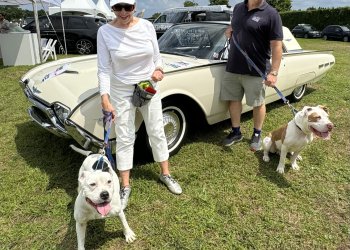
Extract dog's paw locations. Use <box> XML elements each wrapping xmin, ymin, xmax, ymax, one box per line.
<box><xmin>296</xmin><ymin>155</ymin><xmax>303</xmax><ymax>161</ymax></box>
<box><xmin>291</xmin><ymin>162</ymin><xmax>300</xmax><ymax>171</ymax></box>
<box><xmin>262</xmin><ymin>154</ymin><xmax>270</xmax><ymax>162</ymax></box>
<box><xmin>124</xmin><ymin>229</ymin><xmax>136</xmax><ymax>243</ymax></box>
<box><xmin>276</xmin><ymin>164</ymin><xmax>285</xmax><ymax>174</ymax></box>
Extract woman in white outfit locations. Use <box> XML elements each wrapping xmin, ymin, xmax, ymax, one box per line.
<box><xmin>97</xmin><ymin>0</ymin><xmax>182</xmax><ymax>210</ymax></box>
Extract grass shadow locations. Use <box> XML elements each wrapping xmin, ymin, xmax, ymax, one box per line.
<box><xmin>254</xmin><ymin>150</ymin><xmax>292</xmax><ymax>188</ymax></box>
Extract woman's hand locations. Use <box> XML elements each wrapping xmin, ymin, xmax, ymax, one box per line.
<box><xmin>101</xmin><ymin>94</ymin><xmax>116</xmax><ymax>121</ymax></box>
<box><xmin>151</xmin><ymin>68</ymin><xmax>164</xmax><ymax>82</ymax></box>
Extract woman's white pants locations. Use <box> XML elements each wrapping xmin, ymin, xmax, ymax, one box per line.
<box><xmin>110</xmin><ymin>82</ymin><xmax>169</xmax><ymax>171</ymax></box>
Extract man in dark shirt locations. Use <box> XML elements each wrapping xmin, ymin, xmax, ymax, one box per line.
<box><xmin>220</xmin><ymin>0</ymin><xmax>283</xmax><ymax>151</ymax></box>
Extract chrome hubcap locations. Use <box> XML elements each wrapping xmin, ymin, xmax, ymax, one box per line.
<box><xmin>163</xmin><ymin>110</ymin><xmax>181</xmax><ymax>146</ymax></box>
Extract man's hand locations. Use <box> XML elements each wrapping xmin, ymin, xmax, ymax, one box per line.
<box><xmin>225</xmin><ymin>26</ymin><xmax>233</xmax><ymax>39</ymax></box>
<box><xmin>264</xmin><ymin>73</ymin><xmax>277</xmax><ymax>87</ymax></box>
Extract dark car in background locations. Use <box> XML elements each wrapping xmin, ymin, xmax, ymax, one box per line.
<box><xmin>23</xmin><ymin>15</ymin><xmax>105</xmax><ymax>54</ymax></box>
<box><xmin>291</xmin><ymin>24</ymin><xmax>321</xmax><ymax>38</ymax></box>
<box><xmin>321</xmin><ymin>25</ymin><xmax>350</xmax><ymax>42</ymax></box>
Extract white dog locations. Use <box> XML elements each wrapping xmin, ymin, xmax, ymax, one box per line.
<box><xmin>74</xmin><ymin>154</ymin><xmax>136</xmax><ymax>250</ymax></box>
<box><xmin>262</xmin><ymin>105</ymin><xmax>333</xmax><ymax>174</ymax></box>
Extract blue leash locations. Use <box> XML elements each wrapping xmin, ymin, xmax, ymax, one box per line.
<box><xmin>101</xmin><ymin>110</ymin><xmax>116</xmax><ymax>170</ymax></box>
<box><xmin>231</xmin><ymin>35</ymin><xmax>298</xmax><ymax>116</ymax></box>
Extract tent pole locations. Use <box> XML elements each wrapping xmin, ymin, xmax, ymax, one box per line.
<box><xmin>59</xmin><ymin>3</ymin><xmax>67</xmax><ymax>55</ymax></box>
<box><xmin>33</xmin><ymin>0</ymin><xmax>43</xmax><ymax>63</ymax></box>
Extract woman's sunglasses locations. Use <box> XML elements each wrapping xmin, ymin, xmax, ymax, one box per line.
<box><xmin>112</xmin><ymin>4</ymin><xmax>135</xmax><ymax>12</ymax></box>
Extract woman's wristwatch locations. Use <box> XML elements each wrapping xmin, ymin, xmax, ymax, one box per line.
<box><xmin>269</xmin><ymin>70</ymin><xmax>278</xmax><ymax>76</ymax></box>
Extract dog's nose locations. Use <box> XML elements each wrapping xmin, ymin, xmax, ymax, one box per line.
<box><xmin>100</xmin><ymin>191</ymin><xmax>109</xmax><ymax>200</ymax></box>
<box><xmin>327</xmin><ymin>123</ymin><xmax>334</xmax><ymax>131</ymax></box>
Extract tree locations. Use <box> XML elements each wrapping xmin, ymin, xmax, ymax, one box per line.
<box><xmin>209</xmin><ymin>0</ymin><xmax>229</xmax><ymax>5</ymax></box>
<box><xmin>267</xmin><ymin>0</ymin><xmax>291</xmax><ymax>12</ymax></box>
<box><xmin>151</xmin><ymin>12</ymin><xmax>161</xmax><ymax>20</ymax></box>
<box><xmin>184</xmin><ymin>1</ymin><xmax>198</xmax><ymax>7</ymax></box>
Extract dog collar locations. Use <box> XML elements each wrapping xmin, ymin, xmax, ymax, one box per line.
<box><xmin>294</xmin><ymin>119</ymin><xmax>303</xmax><ymax>131</ymax></box>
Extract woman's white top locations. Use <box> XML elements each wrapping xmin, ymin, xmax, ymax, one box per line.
<box><xmin>97</xmin><ymin>18</ymin><xmax>163</xmax><ymax>96</ymax></box>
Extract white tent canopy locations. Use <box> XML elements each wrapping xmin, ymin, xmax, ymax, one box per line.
<box><xmin>49</xmin><ymin>0</ymin><xmax>110</xmax><ymax>18</ymax></box>
<box><xmin>96</xmin><ymin>0</ymin><xmax>114</xmax><ymax>19</ymax></box>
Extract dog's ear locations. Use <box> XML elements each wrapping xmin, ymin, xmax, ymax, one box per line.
<box><xmin>318</xmin><ymin>105</ymin><xmax>329</xmax><ymax>114</ymax></box>
<box><xmin>102</xmin><ymin>161</ymin><xmax>110</xmax><ymax>172</ymax></box>
<box><xmin>78</xmin><ymin>171</ymin><xmax>90</xmax><ymax>183</ymax></box>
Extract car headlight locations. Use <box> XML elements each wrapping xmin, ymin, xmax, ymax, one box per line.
<box><xmin>53</xmin><ymin>102</ymin><xmax>71</xmax><ymax>125</ymax></box>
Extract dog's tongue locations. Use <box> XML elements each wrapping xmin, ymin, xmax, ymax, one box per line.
<box><xmin>97</xmin><ymin>202</ymin><xmax>111</xmax><ymax>216</ymax></box>
<box><xmin>321</xmin><ymin>131</ymin><xmax>330</xmax><ymax>140</ymax></box>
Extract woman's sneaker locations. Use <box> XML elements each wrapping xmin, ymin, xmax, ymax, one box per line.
<box><xmin>159</xmin><ymin>174</ymin><xmax>182</xmax><ymax>194</ymax></box>
<box><xmin>120</xmin><ymin>186</ymin><xmax>131</xmax><ymax>210</ymax></box>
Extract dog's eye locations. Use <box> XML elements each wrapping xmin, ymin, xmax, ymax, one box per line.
<box><xmin>107</xmin><ymin>180</ymin><xmax>112</xmax><ymax>184</ymax></box>
<box><xmin>308</xmin><ymin>115</ymin><xmax>321</xmax><ymax>122</ymax></box>
<box><xmin>89</xmin><ymin>183</ymin><xmax>96</xmax><ymax>187</ymax></box>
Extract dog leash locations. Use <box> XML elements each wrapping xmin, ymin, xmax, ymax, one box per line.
<box><xmin>230</xmin><ymin>35</ymin><xmax>298</xmax><ymax>116</ymax></box>
<box><xmin>96</xmin><ymin>110</ymin><xmax>116</xmax><ymax>171</ymax></box>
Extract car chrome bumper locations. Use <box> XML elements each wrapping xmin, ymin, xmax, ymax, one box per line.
<box><xmin>19</xmin><ymin>79</ymin><xmax>70</xmax><ymax>138</ymax></box>
<box><xmin>65</xmin><ymin>119</ymin><xmax>106</xmax><ymax>152</ymax></box>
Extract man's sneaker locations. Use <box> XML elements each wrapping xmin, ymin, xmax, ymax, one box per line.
<box><xmin>250</xmin><ymin>133</ymin><xmax>262</xmax><ymax>152</ymax></box>
<box><xmin>120</xmin><ymin>186</ymin><xmax>131</xmax><ymax>210</ymax></box>
<box><xmin>159</xmin><ymin>174</ymin><xmax>182</xmax><ymax>195</ymax></box>
<box><xmin>222</xmin><ymin>131</ymin><xmax>243</xmax><ymax>146</ymax></box>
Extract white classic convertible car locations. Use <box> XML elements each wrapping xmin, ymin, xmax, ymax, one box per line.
<box><xmin>19</xmin><ymin>22</ymin><xmax>335</xmax><ymax>156</ymax></box>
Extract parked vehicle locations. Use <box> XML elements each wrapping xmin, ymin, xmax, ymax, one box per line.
<box><xmin>153</xmin><ymin>5</ymin><xmax>232</xmax><ymax>38</ymax></box>
<box><xmin>19</xmin><ymin>22</ymin><xmax>335</xmax><ymax>156</ymax></box>
<box><xmin>23</xmin><ymin>15</ymin><xmax>105</xmax><ymax>54</ymax></box>
<box><xmin>321</xmin><ymin>25</ymin><xmax>350</xmax><ymax>42</ymax></box>
<box><xmin>291</xmin><ymin>24</ymin><xmax>321</xmax><ymax>38</ymax></box>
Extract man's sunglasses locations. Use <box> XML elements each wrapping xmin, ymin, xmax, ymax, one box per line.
<box><xmin>112</xmin><ymin>4</ymin><xmax>135</xmax><ymax>12</ymax></box>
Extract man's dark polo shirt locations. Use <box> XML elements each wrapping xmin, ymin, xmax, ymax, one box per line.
<box><xmin>226</xmin><ymin>0</ymin><xmax>283</xmax><ymax>77</ymax></box>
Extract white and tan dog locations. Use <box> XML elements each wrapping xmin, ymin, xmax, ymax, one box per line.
<box><xmin>74</xmin><ymin>154</ymin><xmax>136</xmax><ymax>250</ymax></box>
<box><xmin>262</xmin><ymin>105</ymin><xmax>333</xmax><ymax>174</ymax></box>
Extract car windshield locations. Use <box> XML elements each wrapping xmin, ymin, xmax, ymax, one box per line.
<box><xmin>158</xmin><ymin>23</ymin><xmax>228</xmax><ymax>59</ymax></box>
<box><xmin>304</xmin><ymin>26</ymin><xmax>317</xmax><ymax>31</ymax></box>
<box><xmin>340</xmin><ymin>26</ymin><xmax>350</xmax><ymax>31</ymax></box>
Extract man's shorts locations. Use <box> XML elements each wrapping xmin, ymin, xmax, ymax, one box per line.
<box><xmin>220</xmin><ymin>71</ymin><xmax>266</xmax><ymax>107</ymax></box>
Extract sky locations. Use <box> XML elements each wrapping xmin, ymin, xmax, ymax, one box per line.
<box><xmin>137</xmin><ymin>0</ymin><xmax>350</xmax><ymax>17</ymax></box>
<box><xmin>18</xmin><ymin>0</ymin><xmax>350</xmax><ymax>18</ymax></box>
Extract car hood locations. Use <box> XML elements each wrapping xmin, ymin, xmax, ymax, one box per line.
<box><xmin>21</xmin><ymin>54</ymin><xmax>211</xmax><ymax>109</ymax></box>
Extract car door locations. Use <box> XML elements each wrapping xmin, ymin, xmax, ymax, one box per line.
<box><xmin>334</xmin><ymin>26</ymin><xmax>343</xmax><ymax>40</ymax></box>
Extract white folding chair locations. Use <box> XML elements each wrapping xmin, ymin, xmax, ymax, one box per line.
<box><xmin>42</xmin><ymin>39</ymin><xmax>57</xmax><ymax>62</ymax></box>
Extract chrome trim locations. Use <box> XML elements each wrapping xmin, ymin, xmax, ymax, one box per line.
<box><xmin>28</xmin><ymin>107</ymin><xmax>70</xmax><ymax>138</ymax></box>
<box><xmin>65</xmin><ymin>119</ymin><xmax>107</xmax><ymax>153</ymax></box>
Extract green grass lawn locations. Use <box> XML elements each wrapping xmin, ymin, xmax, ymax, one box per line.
<box><xmin>1</xmin><ymin>39</ymin><xmax>349</xmax><ymax>249</ymax></box>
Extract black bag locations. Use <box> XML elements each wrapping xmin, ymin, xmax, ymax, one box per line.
<box><xmin>131</xmin><ymin>81</ymin><xmax>156</xmax><ymax>107</ymax></box>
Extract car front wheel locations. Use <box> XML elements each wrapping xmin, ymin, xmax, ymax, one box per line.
<box><xmin>323</xmin><ymin>35</ymin><xmax>328</xmax><ymax>40</ymax></box>
<box><xmin>76</xmin><ymin>39</ymin><xmax>94</xmax><ymax>55</ymax></box>
<box><xmin>289</xmin><ymin>84</ymin><xmax>306</xmax><ymax>102</ymax></box>
<box><xmin>343</xmin><ymin>36</ymin><xmax>349</xmax><ymax>42</ymax></box>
